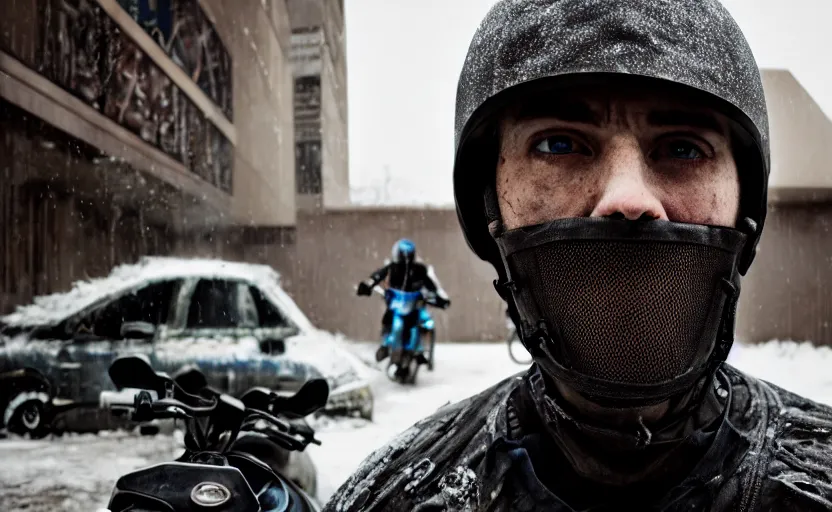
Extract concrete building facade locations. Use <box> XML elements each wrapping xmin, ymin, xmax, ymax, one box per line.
<box><xmin>736</xmin><ymin>70</ymin><xmax>832</xmax><ymax>346</ymax></box>
<box><xmin>0</xmin><ymin>0</ymin><xmax>302</xmax><ymax>312</ymax></box>
<box><xmin>288</xmin><ymin>0</ymin><xmax>349</xmax><ymax>212</ymax></box>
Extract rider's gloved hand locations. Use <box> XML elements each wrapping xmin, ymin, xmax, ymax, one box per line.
<box><xmin>357</xmin><ymin>281</ymin><xmax>372</xmax><ymax>296</ymax></box>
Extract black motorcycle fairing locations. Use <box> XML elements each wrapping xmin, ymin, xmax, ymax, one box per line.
<box><xmin>108</xmin><ymin>453</ymin><xmax>320</xmax><ymax>512</ymax></box>
<box><xmin>108</xmin><ymin>461</ymin><xmax>259</xmax><ymax>512</ymax></box>
<box><xmin>227</xmin><ymin>451</ymin><xmax>317</xmax><ymax>512</ymax></box>
<box><xmin>102</xmin><ymin>356</ymin><xmax>324</xmax><ymax>512</ymax></box>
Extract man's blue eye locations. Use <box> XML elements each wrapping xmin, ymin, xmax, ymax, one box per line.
<box><xmin>535</xmin><ymin>136</ymin><xmax>576</xmax><ymax>155</ymax></box>
<box><xmin>668</xmin><ymin>141</ymin><xmax>702</xmax><ymax>160</ymax></box>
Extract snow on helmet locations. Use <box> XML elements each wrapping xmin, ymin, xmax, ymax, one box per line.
<box><xmin>453</xmin><ymin>0</ymin><xmax>769</xmax><ymax>276</ymax></box>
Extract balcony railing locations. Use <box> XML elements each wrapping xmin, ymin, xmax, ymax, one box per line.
<box><xmin>115</xmin><ymin>0</ymin><xmax>233</xmax><ymax>121</ymax></box>
<box><xmin>0</xmin><ymin>0</ymin><xmax>234</xmax><ymax>194</ymax></box>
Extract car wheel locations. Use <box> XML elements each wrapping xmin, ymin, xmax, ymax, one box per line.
<box><xmin>8</xmin><ymin>398</ymin><xmax>49</xmax><ymax>439</ymax></box>
<box><xmin>50</xmin><ymin>416</ymin><xmax>67</xmax><ymax>438</ymax></box>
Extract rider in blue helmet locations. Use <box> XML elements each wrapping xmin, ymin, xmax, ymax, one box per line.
<box><xmin>357</xmin><ymin>239</ymin><xmax>450</xmax><ymax>362</ymax></box>
<box><xmin>391</xmin><ymin>238</ymin><xmax>416</xmax><ymax>265</ymax></box>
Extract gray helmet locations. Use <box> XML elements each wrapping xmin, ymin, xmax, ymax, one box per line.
<box><xmin>453</xmin><ymin>0</ymin><xmax>770</xmax><ymax>276</ymax></box>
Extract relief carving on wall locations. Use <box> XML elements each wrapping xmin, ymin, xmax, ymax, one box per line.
<box><xmin>26</xmin><ymin>0</ymin><xmax>233</xmax><ymax>193</ymax></box>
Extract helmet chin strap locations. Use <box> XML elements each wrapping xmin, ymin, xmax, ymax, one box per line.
<box><xmin>486</xmin><ymin>186</ymin><xmax>547</xmax><ymax>363</ymax></box>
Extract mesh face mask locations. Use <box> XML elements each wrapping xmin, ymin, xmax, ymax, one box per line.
<box><xmin>495</xmin><ymin>217</ymin><xmax>747</xmax><ymax>406</ymax></box>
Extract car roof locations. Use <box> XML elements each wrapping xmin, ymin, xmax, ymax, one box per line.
<box><xmin>1</xmin><ymin>257</ymin><xmax>309</xmax><ymax>329</ymax></box>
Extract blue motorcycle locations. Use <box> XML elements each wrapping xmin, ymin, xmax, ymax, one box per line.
<box><xmin>371</xmin><ymin>285</ymin><xmax>439</xmax><ymax>384</ymax></box>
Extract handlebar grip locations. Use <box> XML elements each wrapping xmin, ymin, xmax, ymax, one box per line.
<box><xmin>99</xmin><ymin>388</ymin><xmax>158</xmax><ymax>409</ymax></box>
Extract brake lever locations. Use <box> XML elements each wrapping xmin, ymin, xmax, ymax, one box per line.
<box><xmin>154</xmin><ymin>397</ymin><xmax>217</xmax><ymax>416</ymax></box>
<box><xmin>242</xmin><ymin>410</ymin><xmax>321</xmax><ymax>449</ymax></box>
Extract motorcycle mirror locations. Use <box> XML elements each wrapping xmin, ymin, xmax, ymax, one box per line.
<box><xmin>108</xmin><ymin>355</ymin><xmax>172</xmax><ymax>393</ymax></box>
<box><xmin>239</xmin><ymin>387</ymin><xmax>274</xmax><ymax>412</ymax></box>
<box><xmin>240</xmin><ymin>379</ymin><xmax>330</xmax><ymax>418</ymax></box>
<box><xmin>279</xmin><ymin>378</ymin><xmax>330</xmax><ymax>418</ymax></box>
<box><xmin>172</xmin><ymin>365</ymin><xmax>208</xmax><ymax>395</ymax></box>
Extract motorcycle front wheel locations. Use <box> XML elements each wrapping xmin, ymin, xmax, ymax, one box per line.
<box><xmin>425</xmin><ymin>329</ymin><xmax>436</xmax><ymax>371</ymax></box>
<box><xmin>387</xmin><ymin>350</ymin><xmax>419</xmax><ymax>384</ymax></box>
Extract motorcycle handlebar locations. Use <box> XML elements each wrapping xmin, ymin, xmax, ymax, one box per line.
<box><xmin>244</xmin><ymin>409</ymin><xmax>321</xmax><ymax>447</ymax></box>
<box><xmin>100</xmin><ymin>387</ymin><xmax>218</xmax><ymax>417</ymax></box>
<box><xmin>99</xmin><ymin>389</ymin><xmax>319</xmax><ymax>446</ymax></box>
<box><xmin>372</xmin><ymin>285</ymin><xmax>447</xmax><ymax>307</ymax></box>
<box><xmin>151</xmin><ymin>397</ymin><xmax>217</xmax><ymax>417</ymax></box>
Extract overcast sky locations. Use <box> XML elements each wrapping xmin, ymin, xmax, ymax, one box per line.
<box><xmin>344</xmin><ymin>0</ymin><xmax>832</xmax><ymax>206</ymax></box>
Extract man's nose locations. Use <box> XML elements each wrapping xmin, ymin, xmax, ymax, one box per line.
<box><xmin>589</xmin><ymin>142</ymin><xmax>668</xmax><ymax>221</ymax></box>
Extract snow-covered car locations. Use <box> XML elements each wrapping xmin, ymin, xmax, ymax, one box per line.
<box><xmin>0</xmin><ymin>257</ymin><xmax>373</xmax><ymax>437</ymax></box>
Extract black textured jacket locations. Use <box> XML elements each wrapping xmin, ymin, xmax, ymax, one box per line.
<box><xmin>323</xmin><ymin>365</ymin><xmax>832</xmax><ymax>511</ymax></box>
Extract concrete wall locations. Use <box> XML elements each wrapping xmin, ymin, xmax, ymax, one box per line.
<box><xmin>764</xmin><ymin>70</ymin><xmax>832</xmax><ymax>194</ymax></box>
<box><xmin>738</xmin><ymin>203</ymin><xmax>832</xmax><ymax>345</ymax></box>
<box><xmin>288</xmin><ymin>0</ymin><xmax>349</xmax><ymax>210</ymax></box>
<box><xmin>319</xmin><ymin>14</ymin><xmax>350</xmax><ymax>210</ymax></box>
<box><xmin>274</xmin><ymin>209</ymin><xmax>506</xmax><ymax>342</ymax></box>
<box><xmin>735</xmin><ymin>70</ymin><xmax>832</xmax><ymax>345</ymax></box>
<box><xmin>201</xmin><ymin>0</ymin><xmax>297</xmax><ymax>227</ymax></box>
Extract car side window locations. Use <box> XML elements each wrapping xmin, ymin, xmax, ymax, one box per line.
<box><xmin>187</xmin><ymin>279</ymin><xmax>259</xmax><ymax>328</ymax></box>
<box><xmin>239</xmin><ymin>285</ymin><xmax>260</xmax><ymax>328</ymax></box>
<box><xmin>79</xmin><ymin>280</ymin><xmax>178</xmax><ymax>339</ymax></box>
<box><xmin>249</xmin><ymin>286</ymin><xmax>291</xmax><ymax>328</ymax></box>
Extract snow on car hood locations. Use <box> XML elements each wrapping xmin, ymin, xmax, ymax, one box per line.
<box><xmin>1</xmin><ymin>257</ymin><xmax>315</xmax><ymax>331</ymax></box>
<box><xmin>154</xmin><ymin>327</ymin><xmax>372</xmax><ymax>392</ymax></box>
<box><xmin>286</xmin><ymin>331</ymin><xmax>374</xmax><ymax>391</ymax></box>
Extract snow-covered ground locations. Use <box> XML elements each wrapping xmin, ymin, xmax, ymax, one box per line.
<box><xmin>307</xmin><ymin>342</ymin><xmax>529</xmax><ymax>501</ymax></box>
<box><xmin>1</xmin><ymin>340</ymin><xmax>831</xmax><ymax>511</ymax></box>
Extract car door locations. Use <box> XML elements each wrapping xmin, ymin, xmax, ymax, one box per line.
<box><xmin>253</xmin><ymin>282</ymin><xmax>366</xmax><ymax>392</ymax></box>
<box><xmin>59</xmin><ymin>279</ymin><xmax>180</xmax><ymax>403</ymax></box>
<box><xmin>153</xmin><ymin>278</ymin><xmax>318</xmax><ymax>396</ymax></box>
<box><xmin>246</xmin><ymin>283</ymin><xmax>331</xmax><ymax>390</ymax></box>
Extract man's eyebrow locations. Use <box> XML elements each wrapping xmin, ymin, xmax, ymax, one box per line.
<box><xmin>512</xmin><ymin>99</ymin><xmax>602</xmax><ymax>126</ymax></box>
<box><xmin>646</xmin><ymin>110</ymin><xmax>725</xmax><ymax>134</ymax></box>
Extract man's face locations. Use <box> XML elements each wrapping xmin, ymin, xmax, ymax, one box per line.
<box><xmin>496</xmin><ymin>85</ymin><xmax>740</xmax><ymax>230</ymax></box>
<box><xmin>496</xmin><ymin>84</ymin><xmax>741</xmax><ymax>422</ymax></box>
